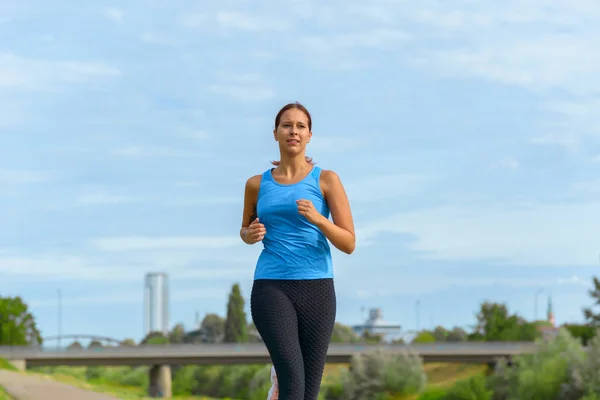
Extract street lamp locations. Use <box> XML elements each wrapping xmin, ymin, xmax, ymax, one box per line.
<box><xmin>415</xmin><ymin>300</ymin><xmax>421</xmax><ymax>331</ymax></box>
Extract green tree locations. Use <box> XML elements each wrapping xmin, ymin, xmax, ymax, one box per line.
<box><xmin>331</xmin><ymin>322</ymin><xmax>360</xmax><ymax>343</ymax></box>
<box><xmin>446</xmin><ymin>327</ymin><xmax>468</xmax><ymax>342</ymax></box>
<box><xmin>88</xmin><ymin>340</ymin><xmax>103</xmax><ymax>349</ymax></box>
<box><xmin>201</xmin><ymin>313</ymin><xmax>225</xmax><ymax>343</ymax></box>
<box><xmin>169</xmin><ymin>323</ymin><xmax>186</xmax><ymax>344</ymax></box>
<box><xmin>0</xmin><ymin>296</ymin><xmax>42</xmax><ymax>346</ymax></box>
<box><xmin>140</xmin><ymin>331</ymin><xmax>168</xmax><ymax>345</ymax></box>
<box><xmin>412</xmin><ymin>331</ymin><xmax>436</xmax><ymax>343</ymax></box>
<box><xmin>583</xmin><ymin>276</ymin><xmax>600</xmax><ymax>326</ymax></box>
<box><xmin>67</xmin><ymin>341</ymin><xmax>82</xmax><ymax>350</ymax></box>
<box><xmin>432</xmin><ymin>326</ymin><xmax>449</xmax><ymax>342</ymax></box>
<box><xmin>224</xmin><ymin>283</ymin><xmax>248</xmax><ymax>343</ymax></box>
<box><xmin>475</xmin><ymin>301</ymin><xmax>538</xmax><ymax>341</ymax></box>
<box><xmin>120</xmin><ymin>338</ymin><xmax>137</xmax><ymax>347</ymax></box>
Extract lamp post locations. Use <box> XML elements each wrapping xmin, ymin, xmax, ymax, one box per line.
<box><xmin>58</xmin><ymin>289</ymin><xmax>62</xmax><ymax>349</ymax></box>
<box><xmin>415</xmin><ymin>300</ymin><xmax>421</xmax><ymax>331</ymax></box>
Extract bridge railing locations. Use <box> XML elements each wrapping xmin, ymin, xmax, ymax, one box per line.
<box><xmin>0</xmin><ymin>341</ymin><xmax>540</xmax><ymax>357</ymax></box>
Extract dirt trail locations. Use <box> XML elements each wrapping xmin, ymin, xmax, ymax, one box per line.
<box><xmin>0</xmin><ymin>370</ymin><xmax>122</xmax><ymax>400</ymax></box>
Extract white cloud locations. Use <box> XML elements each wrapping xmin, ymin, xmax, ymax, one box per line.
<box><xmin>89</xmin><ymin>236</ymin><xmax>241</xmax><ymax>252</ymax></box>
<box><xmin>413</xmin><ymin>33</ymin><xmax>600</xmax><ymax>95</ymax></box>
<box><xmin>0</xmin><ymin>53</ymin><xmax>119</xmax><ymax>90</ymax></box>
<box><xmin>0</xmin><ymin>246</ymin><xmax>255</xmax><ymax>283</ymax></box>
<box><xmin>76</xmin><ymin>191</ymin><xmax>141</xmax><ymax>205</ymax></box>
<box><xmin>112</xmin><ymin>146</ymin><xmax>193</xmax><ymax>158</ymax></box>
<box><xmin>216</xmin><ymin>11</ymin><xmax>289</xmax><ymax>32</ymax></box>
<box><xmin>358</xmin><ymin>200</ymin><xmax>600</xmax><ymax>266</ymax></box>
<box><xmin>399</xmin><ymin>0</ymin><xmax>600</xmax><ymax>148</ymax></box>
<box><xmin>350</xmin><ymin>274</ymin><xmax>590</xmax><ymax>297</ymax></box>
<box><xmin>0</xmin><ymin>254</ymin><xmax>132</xmax><ymax>282</ymax></box>
<box><xmin>345</xmin><ymin>173</ymin><xmax>434</xmax><ymax>203</ymax></box>
<box><xmin>181</xmin><ymin>11</ymin><xmax>290</xmax><ymax>31</ymax></box>
<box><xmin>102</xmin><ymin>7</ymin><xmax>124</xmax><ymax>24</ymax></box>
<box><xmin>297</xmin><ymin>28</ymin><xmax>410</xmax><ymax>70</ymax></box>
<box><xmin>530</xmin><ymin>133</ymin><xmax>581</xmax><ymax>152</ymax></box>
<box><xmin>0</xmin><ymin>169</ymin><xmax>54</xmax><ymax>184</ymax></box>
<box><xmin>302</xmin><ymin>29</ymin><xmax>411</xmax><ymax>51</ymax></box>
<box><xmin>309</xmin><ymin>136</ymin><xmax>363</xmax><ymax>153</ymax></box>
<box><xmin>167</xmin><ymin>196</ymin><xmax>239</xmax><ymax>207</ymax></box>
<box><xmin>491</xmin><ymin>158</ymin><xmax>520</xmax><ymax>170</ymax></box>
<box><xmin>207</xmin><ymin>84</ymin><xmax>275</xmax><ymax>101</ymax></box>
<box><xmin>179</xmin><ymin>130</ymin><xmax>211</xmax><ymax>140</ymax></box>
<box><xmin>573</xmin><ymin>179</ymin><xmax>600</xmax><ymax>195</ymax></box>
<box><xmin>180</xmin><ymin>13</ymin><xmax>206</xmax><ymax>28</ymax></box>
<box><xmin>545</xmin><ymin>99</ymin><xmax>600</xmax><ymax>137</ymax></box>
<box><xmin>30</xmin><ymin>286</ymin><xmax>234</xmax><ymax>308</ymax></box>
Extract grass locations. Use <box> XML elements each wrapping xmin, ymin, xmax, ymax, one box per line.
<box><xmin>0</xmin><ymin>386</ymin><xmax>13</xmax><ymax>400</ymax></box>
<box><xmin>28</xmin><ymin>368</ymin><xmax>217</xmax><ymax>400</ymax></box>
<box><xmin>33</xmin><ymin>372</ymin><xmax>214</xmax><ymax>399</ymax></box>
<box><xmin>0</xmin><ymin>359</ymin><xmax>17</xmax><ymax>372</ymax></box>
<box><xmin>321</xmin><ymin>362</ymin><xmax>488</xmax><ymax>400</ymax></box>
<box><xmin>26</xmin><ymin>362</ymin><xmax>488</xmax><ymax>400</ymax></box>
<box><xmin>0</xmin><ymin>358</ymin><xmax>15</xmax><ymax>399</ymax></box>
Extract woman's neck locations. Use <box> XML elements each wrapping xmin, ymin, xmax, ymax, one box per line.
<box><xmin>276</xmin><ymin>154</ymin><xmax>311</xmax><ymax>177</ymax></box>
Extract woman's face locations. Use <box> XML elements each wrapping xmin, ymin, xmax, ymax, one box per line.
<box><xmin>274</xmin><ymin>108</ymin><xmax>312</xmax><ymax>157</ymax></box>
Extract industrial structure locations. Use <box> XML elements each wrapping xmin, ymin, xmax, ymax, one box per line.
<box><xmin>144</xmin><ymin>272</ymin><xmax>169</xmax><ymax>336</ymax></box>
<box><xmin>351</xmin><ymin>308</ymin><xmax>402</xmax><ymax>340</ymax></box>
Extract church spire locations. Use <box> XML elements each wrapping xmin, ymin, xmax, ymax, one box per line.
<box><xmin>547</xmin><ymin>295</ymin><xmax>555</xmax><ymax>327</ymax></box>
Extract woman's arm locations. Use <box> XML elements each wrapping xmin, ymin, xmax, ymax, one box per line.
<box><xmin>315</xmin><ymin>170</ymin><xmax>355</xmax><ymax>254</ymax></box>
<box><xmin>240</xmin><ymin>175</ymin><xmax>265</xmax><ymax>244</ymax></box>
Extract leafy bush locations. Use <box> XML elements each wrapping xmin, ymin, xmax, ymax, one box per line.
<box><xmin>563</xmin><ymin>324</ymin><xmax>597</xmax><ymax>346</ymax></box>
<box><xmin>560</xmin><ymin>327</ymin><xmax>600</xmax><ymax>399</ymax></box>
<box><xmin>445</xmin><ymin>375</ymin><xmax>492</xmax><ymax>400</ymax></box>
<box><xmin>216</xmin><ymin>365</ymin><xmax>263</xmax><ymax>399</ymax></box>
<box><xmin>172</xmin><ymin>365</ymin><xmax>199</xmax><ymax>396</ymax></box>
<box><xmin>247</xmin><ymin>365</ymin><xmax>272</xmax><ymax>400</ymax></box>
<box><xmin>337</xmin><ymin>348</ymin><xmax>427</xmax><ymax>399</ymax></box>
<box><xmin>0</xmin><ymin>358</ymin><xmax>17</xmax><ymax>371</ymax></box>
<box><xmin>117</xmin><ymin>367</ymin><xmax>148</xmax><ymax>387</ymax></box>
<box><xmin>85</xmin><ymin>366</ymin><xmax>108</xmax><ymax>380</ymax></box>
<box><xmin>488</xmin><ymin>327</ymin><xmax>583</xmax><ymax>400</ymax></box>
<box><xmin>413</xmin><ymin>332</ymin><xmax>436</xmax><ymax>343</ymax></box>
<box><xmin>416</xmin><ymin>387</ymin><xmax>447</xmax><ymax>400</ymax></box>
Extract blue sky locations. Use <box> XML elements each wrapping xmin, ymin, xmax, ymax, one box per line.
<box><xmin>2</xmin><ymin>0</ymin><xmax>600</xmax><ymax>344</ymax></box>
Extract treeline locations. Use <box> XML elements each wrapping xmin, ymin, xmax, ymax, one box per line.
<box><xmin>8</xmin><ymin>275</ymin><xmax>600</xmax><ymax>399</ymax></box>
<box><xmin>318</xmin><ymin>326</ymin><xmax>600</xmax><ymax>400</ymax></box>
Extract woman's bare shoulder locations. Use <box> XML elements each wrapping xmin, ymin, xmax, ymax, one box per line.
<box><xmin>320</xmin><ymin>169</ymin><xmax>343</xmax><ymax>186</ymax></box>
<box><xmin>245</xmin><ymin>174</ymin><xmax>263</xmax><ymax>191</ymax></box>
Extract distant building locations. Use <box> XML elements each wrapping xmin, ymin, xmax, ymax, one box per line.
<box><xmin>351</xmin><ymin>308</ymin><xmax>402</xmax><ymax>340</ymax></box>
<box><xmin>547</xmin><ymin>295</ymin><xmax>555</xmax><ymax>327</ymax></box>
<box><xmin>537</xmin><ymin>295</ymin><xmax>559</xmax><ymax>340</ymax></box>
<box><xmin>144</xmin><ymin>272</ymin><xmax>169</xmax><ymax>336</ymax></box>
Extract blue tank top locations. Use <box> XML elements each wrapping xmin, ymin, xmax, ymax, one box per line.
<box><xmin>254</xmin><ymin>166</ymin><xmax>333</xmax><ymax>280</ymax></box>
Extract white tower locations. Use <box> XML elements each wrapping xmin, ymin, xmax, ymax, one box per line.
<box><xmin>144</xmin><ymin>272</ymin><xmax>169</xmax><ymax>336</ymax></box>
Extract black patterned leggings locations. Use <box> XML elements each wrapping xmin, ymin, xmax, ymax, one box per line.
<box><xmin>250</xmin><ymin>278</ymin><xmax>336</xmax><ymax>400</ymax></box>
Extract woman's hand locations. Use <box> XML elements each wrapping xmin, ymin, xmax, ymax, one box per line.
<box><xmin>244</xmin><ymin>218</ymin><xmax>266</xmax><ymax>244</ymax></box>
<box><xmin>297</xmin><ymin>199</ymin><xmax>324</xmax><ymax>225</ymax></box>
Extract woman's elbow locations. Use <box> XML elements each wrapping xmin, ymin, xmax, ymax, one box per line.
<box><xmin>341</xmin><ymin>237</ymin><xmax>356</xmax><ymax>254</ymax></box>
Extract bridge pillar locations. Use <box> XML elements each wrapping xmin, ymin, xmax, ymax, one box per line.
<box><xmin>9</xmin><ymin>359</ymin><xmax>26</xmax><ymax>371</ymax></box>
<box><xmin>148</xmin><ymin>365</ymin><xmax>172</xmax><ymax>398</ymax></box>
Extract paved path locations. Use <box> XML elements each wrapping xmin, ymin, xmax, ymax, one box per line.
<box><xmin>0</xmin><ymin>370</ymin><xmax>121</xmax><ymax>400</ymax></box>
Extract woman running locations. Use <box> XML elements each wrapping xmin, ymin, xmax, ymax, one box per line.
<box><xmin>240</xmin><ymin>102</ymin><xmax>355</xmax><ymax>399</ymax></box>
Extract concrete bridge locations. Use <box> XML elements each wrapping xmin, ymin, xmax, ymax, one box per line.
<box><xmin>0</xmin><ymin>342</ymin><xmax>538</xmax><ymax>398</ymax></box>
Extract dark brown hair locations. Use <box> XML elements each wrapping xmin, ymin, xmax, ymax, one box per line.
<box><xmin>271</xmin><ymin>102</ymin><xmax>315</xmax><ymax>166</ymax></box>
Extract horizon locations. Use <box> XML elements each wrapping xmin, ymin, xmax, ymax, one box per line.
<box><xmin>1</xmin><ymin>0</ymin><xmax>600</xmax><ymax>343</ymax></box>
